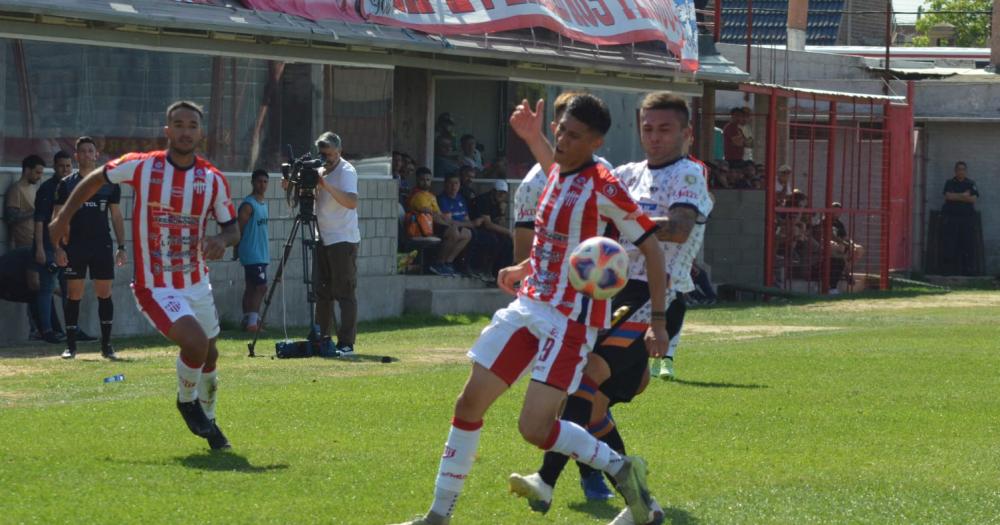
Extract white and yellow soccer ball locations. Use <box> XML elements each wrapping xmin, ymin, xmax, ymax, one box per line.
<box><xmin>567</xmin><ymin>236</ymin><xmax>629</xmax><ymax>300</ymax></box>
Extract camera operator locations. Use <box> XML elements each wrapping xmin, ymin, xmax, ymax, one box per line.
<box><xmin>313</xmin><ymin>132</ymin><xmax>360</xmax><ymax>356</ymax></box>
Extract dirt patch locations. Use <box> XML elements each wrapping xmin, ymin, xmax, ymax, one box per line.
<box><xmin>801</xmin><ymin>291</ymin><xmax>1000</xmax><ymax>313</ymax></box>
<box><xmin>682</xmin><ymin>323</ymin><xmax>838</xmax><ymax>341</ymax></box>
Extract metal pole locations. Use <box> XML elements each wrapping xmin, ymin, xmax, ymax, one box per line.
<box><xmin>883</xmin><ymin>0</ymin><xmax>891</xmax><ymax>95</ymax></box>
<box><xmin>764</xmin><ymin>87</ymin><xmax>778</xmax><ymax>287</ymax></box>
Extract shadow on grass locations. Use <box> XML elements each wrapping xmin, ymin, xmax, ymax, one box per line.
<box><xmin>322</xmin><ymin>353</ymin><xmax>397</xmax><ymax>364</ymax></box>
<box><xmin>566</xmin><ymin>499</ymin><xmax>620</xmax><ymax>521</ymax></box>
<box><xmin>176</xmin><ymin>451</ymin><xmax>289</xmax><ymax>473</ymax></box>
<box><xmin>662</xmin><ymin>506</ymin><xmax>700</xmax><ymax>524</ymax></box>
<box><xmin>669</xmin><ymin>378</ymin><xmax>768</xmax><ymax>389</ymax></box>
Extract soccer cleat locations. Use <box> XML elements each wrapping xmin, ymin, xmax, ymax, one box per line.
<box><xmin>101</xmin><ymin>345</ymin><xmax>119</xmax><ymax>360</ymax></box>
<box><xmin>612</xmin><ymin>456</ymin><xmax>654</xmax><ymax>525</ymax></box>
<box><xmin>61</xmin><ymin>348</ymin><xmax>76</xmax><ymax>359</ymax></box>
<box><xmin>648</xmin><ymin>358</ymin><xmax>662</xmax><ymax>378</ymax></box>
<box><xmin>390</xmin><ymin>512</ymin><xmax>450</xmax><ymax>525</ymax></box>
<box><xmin>607</xmin><ymin>498</ymin><xmax>665</xmax><ymax>525</ymax></box>
<box><xmin>176</xmin><ymin>397</ymin><xmax>214</xmax><ymax>437</ymax></box>
<box><xmin>581</xmin><ymin>470</ymin><xmax>615</xmax><ymax>501</ymax></box>
<box><xmin>508</xmin><ymin>472</ymin><xmax>553</xmax><ymax>514</ymax></box>
<box><xmin>206</xmin><ymin>420</ymin><xmax>232</xmax><ymax>451</ymax></box>
<box><xmin>659</xmin><ymin>357</ymin><xmax>674</xmax><ymax>380</ymax></box>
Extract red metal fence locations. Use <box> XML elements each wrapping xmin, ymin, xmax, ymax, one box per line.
<box><xmin>744</xmin><ymin>83</ymin><xmax>913</xmax><ymax>294</ymax></box>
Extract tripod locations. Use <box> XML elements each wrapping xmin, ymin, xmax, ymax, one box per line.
<box><xmin>247</xmin><ymin>194</ymin><xmax>320</xmax><ymax>357</ymax></box>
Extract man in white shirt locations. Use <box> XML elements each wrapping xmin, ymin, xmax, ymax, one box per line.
<box><xmin>314</xmin><ymin>132</ymin><xmax>360</xmax><ymax>355</ymax></box>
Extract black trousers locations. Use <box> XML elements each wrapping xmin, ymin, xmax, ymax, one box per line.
<box><xmin>941</xmin><ymin>214</ymin><xmax>976</xmax><ymax>276</ymax></box>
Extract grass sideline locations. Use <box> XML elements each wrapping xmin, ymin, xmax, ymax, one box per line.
<box><xmin>2</xmin><ymin>291</ymin><xmax>1000</xmax><ymax>523</ymax></box>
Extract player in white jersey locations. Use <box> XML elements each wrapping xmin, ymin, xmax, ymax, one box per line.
<box><xmin>50</xmin><ymin>101</ymin><xmax>240</xmax><ymax>450</ymax></box>
<box><xmin>394</xmin><ymin>95</ymin><xmax>669</xmax><ymax>525</ymax></box>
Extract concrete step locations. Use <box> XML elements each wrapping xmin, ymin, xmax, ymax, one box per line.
<box><xmin>402</xmin><ymin>274</ymin><xmax>491</xmax><ymax>290</ymax></box>
<box><xmin>404</xmin><ymin>288</ymin><xmax>511</xmax><ymax>316</ymax></box>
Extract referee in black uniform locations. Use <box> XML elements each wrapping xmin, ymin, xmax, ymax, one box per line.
<box><xmin>941</xmin><ymin>161</ymin><xmax>979</xmax><ymax>276</ymax></box>
<box><xmin>53</xmin><ymin>137</ymin><xmax>127</xmax><ymax>359</ymax></box>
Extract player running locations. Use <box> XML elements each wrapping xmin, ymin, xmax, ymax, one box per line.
<box><xmin>509</xmin><ymin>92</ymin><xmax>713</xmax><ymax>524</ymax></box>
<box><xmin>393</xmin><ymin>94</ymin><xmax>670</xmax><ymax>525</ymax></box>
<box><xmin>49</xmin><ymin>101</ymin><xmax>239</xmax><ymax>450</ymax></box>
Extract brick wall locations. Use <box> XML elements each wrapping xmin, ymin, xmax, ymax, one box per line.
<box><xmin>0</xmin><ymin>169</ymin><xmax>404</xmax><ymax>344</ymax></box>
<box><xmin>703</xmin><ymin>190</ymin><xmax>765</xmax><ymax>286</ymax></box>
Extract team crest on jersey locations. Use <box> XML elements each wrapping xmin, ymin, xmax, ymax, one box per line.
<box><xmin>164</xmin><ymin>300</ymin><xmax>182</xmax><ymax>313</ymax></box>
<box><xmin>196</xmin><ymin>168</ymin><xmax>205</xmax><ymax>177</ymax></box>
<box><xmin>602</xmin><ymin>184</ymin><xmax>619</xmax><ymax>198</ymax></box>
<box><xmin>154</xmin><ymin>160</ymin><xmax>164</xmax><ymax>170</ymax></box>
<box><xmin>193</xmin><ymin>174</ymin><xmax>208</xmax><ymax>194</ymax></box>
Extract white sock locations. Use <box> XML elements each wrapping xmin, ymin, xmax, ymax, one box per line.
<box><xmin>197</xmin><ymin>369</ymin><xmax>218</xmax><ymax>420</ymax></box>
<box><xmin>248</xmin><ymin>312</ymin><xmax>259</xmax><ymax>325</ymax></box>
<box><xmin>667</xmin><ymin>333</ymin><xmax>681</xmax><ymax>359</ymax></box>
<box><xmin>547</xmin><ymin>420</ymin><xmax>625</xmax><ymax>476</ymax></box>
<box><xmin>176</xmin><ymin>357</ymin><xmax>203</xmax><ymax>403</ymax></box>
<box><xmin>430</xmin><ymin>418</ymin><xmax>482</xmax><ymax>517</ymax></box>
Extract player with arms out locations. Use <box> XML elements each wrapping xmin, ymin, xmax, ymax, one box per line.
<box><xmin>49</xmin><ymin>101</ymin><xmax>240</xmax><ymax>450</ymax></box>
<box><xmin>393</xmin><ymin>94</ymin><xmax>670</xmax><ymax>525</ymax></box>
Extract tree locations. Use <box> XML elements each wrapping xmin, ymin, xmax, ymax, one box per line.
<box><xmin>912</xmin><ymin>0</ymin><xmax>991</xmax><ymax>47</ymax></box>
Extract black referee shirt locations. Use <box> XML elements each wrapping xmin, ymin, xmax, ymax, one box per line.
<box><xmin>54</xmin><ymin>171</ymin><xmax>121</xmax><ymax>247</ymax></box>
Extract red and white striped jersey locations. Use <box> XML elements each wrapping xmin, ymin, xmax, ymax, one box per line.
<box><xmin>519</xmin><ymin>161</ymin><xmax>657</xmax><ymax>328</ymax></box>
<box><xmin>104</xmin><ymin>151</ymin><xmax>237</xmax><ymax>291</ymax></box>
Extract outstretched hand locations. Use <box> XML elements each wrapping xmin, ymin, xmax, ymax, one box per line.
<box><xmin>509</xmin><ymin>99</ymin><xmax>545</xmax><ymax>142</ymax></box>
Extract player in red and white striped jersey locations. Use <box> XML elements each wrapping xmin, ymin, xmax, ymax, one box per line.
<box><xmin>394</xmin><ymin>95</ymin><xmax>669</xmax><ymax>525</ymax></box>
<box><xmin>50</xmin><ymin>101</ymin><xmax>240</xmax><ymax>450</ymax></box>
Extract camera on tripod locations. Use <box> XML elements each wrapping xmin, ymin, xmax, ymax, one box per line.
<box><xmin>281</xmin><ymin>150</ymin><xmax>324</xmax><ymax>218</ymax></box>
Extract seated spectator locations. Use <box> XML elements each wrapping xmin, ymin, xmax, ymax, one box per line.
<box><xmin>723</xmin><ymin>107</ymin><xmax>749</xmax><ymax>167</ymax></box>
<box><xmin>710</xmin><ymin>162</ymin><xmax>733</xmax><ymax>189</ymax></box>
<box><xmin>0</xmin><ymin>246</ymin><xmax>64</xmax><ymax>343</ymax></box>
<box><xmin>826</xmin><ymin>202</ymin><xmax>863</xmax><ymax>293</ymax></box>
<box><xmin>470</xmin><ymin>180</ymin><xmax>514</xmax><ymax>278</ymax></box>
<box><xmin>458</xmin><ymin>164</ymin><xmax>477</xmax><ymax>203</ymax></box>
<box><xmin>459</xmin><ymin>134</ymin><xmax>484</xmax><ymax>171</ymax></box>
<box><xmin>777</xmin><ymin>164</ymin><xmax>794</xmax><ymax>198</ymax></box>
<box><xmin>433</xmin><ymin>136</ymin><xmax>460</xmax><ymax>179</ymax></box>
<box><xmin>436</xmin><ymin>172</ymin><xmax>484</xmax><ymax>276</ymax></box>
<box><xmin>407</xmin><ymin>167</ymin><xmax>471</xmax><ymax>276</ymax></box>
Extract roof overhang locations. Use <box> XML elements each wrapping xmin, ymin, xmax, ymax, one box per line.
<box><xmin>0</xmin><ymin>0</ymin><xmax>702</xmax><ymax>94</ymax></box>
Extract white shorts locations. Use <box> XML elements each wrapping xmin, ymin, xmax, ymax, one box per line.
<box><xmin>468</xmin><ymin>296</ymin><xmax>598</xmax><ymax>392</ymax></box>
<box><xmin>132</xmin><ymin>282</ymin><xmax>221</xmax><ymax>339</ymax></box>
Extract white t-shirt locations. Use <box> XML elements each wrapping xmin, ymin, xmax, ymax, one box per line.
<box><xmin>513</xmin><ymin>154</ymin><xmax>613</xmax><ymax>227</ymax></box>
<box><xmin>616</xmin><ymin>157</ymin><xmax>713</xmax><ymax>294</ymax></box>
<box><xmin>317</xmin><ymin>159</ymin><xmax>360</xmax><ymax>245</ymax></box>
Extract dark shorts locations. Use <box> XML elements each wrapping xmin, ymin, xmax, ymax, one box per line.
<box><xmin>64</xmin><ymin>242</ymin><xmax>114</xmax><ymax>280</ymax></box>
<box><xmin>243</xmin><ymin>263</ymin><xmax>268</xmax><ymax>286</ymax></box>
<box><xmin>594</xmin><ymin>280</ymin><xmax>652</xmax><ymax>405</ymax></box>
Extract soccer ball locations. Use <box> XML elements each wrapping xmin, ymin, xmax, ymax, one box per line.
<box><xmin>567</xmin><ymin>236</ymin><xmax>629</xmax><ymax>300</ymax></box>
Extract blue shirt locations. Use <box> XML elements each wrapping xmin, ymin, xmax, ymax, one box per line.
<box><xmin>238</xmin><ymin>196</ymin><xmax>269</xmax><ymax>265</ymax></box>
<box><xmin>437</xmin><ymin>192</ymin><xmax>469</xmax><ymax>222</ymax></box>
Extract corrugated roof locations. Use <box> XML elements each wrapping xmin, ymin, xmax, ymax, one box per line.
<box><xmin>720</xmin><ymin>0</ymin><xmax>844</xmax><ymax>46</ymax></box>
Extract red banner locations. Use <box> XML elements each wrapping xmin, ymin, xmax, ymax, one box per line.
<box><xmin>241</xmin><ymin>0</ymin><xmax>698</xmax><ymax>72</ymax></box>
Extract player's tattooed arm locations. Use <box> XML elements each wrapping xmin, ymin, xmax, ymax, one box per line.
<box><xmin>652</xmin><ymin>205</ymin><xmax>698</xmax><ymax>243</ymax></box>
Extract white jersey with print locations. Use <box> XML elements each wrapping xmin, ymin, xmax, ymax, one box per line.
<box><xmin>616</xmin><ymin>157</ymin><xmax>712</xmax><ymax>294</ymax></box>
<box><xmin>104</xmin><ymin>151</ymin><xmax>237</xmax><ymax>291</ymax></box>
<box><xmin>316</xmin><ymin>159</ymin><xmax>360</xmax><ymax>245</ymax></box>
<box><xmin>513</xmin><ymin>155</ymin><xmax>612</xmax><ymax>227</ymax></box>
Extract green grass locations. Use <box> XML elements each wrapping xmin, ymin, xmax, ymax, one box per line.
<box><xmin>3</xmin><ymin>292</ymin><xmax>1000</xmax><ymax>524</ymax></box>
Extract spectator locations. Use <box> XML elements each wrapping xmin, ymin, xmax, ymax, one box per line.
<box><xmin>827</xmin><ymin>202</ymin><xmax>863</xmax><ymax>293</ymax></box>
<box><xmin>470</xmin><ymin>180</ymin><xmax>514</xmax><ymax>278</ymax></box>
<box><xmin>31</xmin><ymin>150</ymin><xmax>73</xmax><ymax>344</ymax></box>
<box><xmin>407</xmin><ymin>167</ymin><xmax>471</xmax><ymax>276</ymax></box>
<box><xmin>458</xmin><ymin>164</ymin><xmax>478</xmax><ymax>204</ymax></box>
<box><xmin>0</xmin><ymin>247</ymin><xmax>67</xmax><ymax>339</ymax></box>
<box><xmin>436</xmin><ymin>112</ymin><xmax>457</xmax><ymax>142</ymax></box>
<box><xmin>740</xmin><ymin>107</ymin><xmax>755</xmax><ymax>161</ymax></box>
<box><xmin>436</xmin><ymin>172</ymin><xmax>482</xmax><ymax>275</ymax></box>
<box><xmin>941</xmin><ymin>160</ymin><xmax>979</xmax><ymax>275</ymax></box>
<box><xmin>713</xmin><ymin>125</ymin><xmax>724</xmax><ymax>162</ymax></box>
<box><xmin>314</xmin><ymin>132</ymin><xmax>360</xmax><ymax>355</ymax></box>
<box><xmin>237</xmin><ymin>169</ymin><xmax>270</xmax><ymax>333</ymax></box>
<box><xmin>710</xmin><ymin>162</ymin><xmax>733</xmax><ymax>189</ymax></box>
<box><xmin>723</xmin><ymin>107</ymin><xmax>748</xmax><ymax>166</ymax></box>
<box><xmin>459</xmin><ymin>134</ymin><xmax>484</xmax><ymax>171</ymax></box>
<box><xmin>6</xmin><ymin>154</ymin><xmax>44</xmax><ymax>249</ymax></box>
<box><xmin>433</xmin><ymin>135</ymin><xmax>460</xmax><ymax>179</ymax></box>
<box><xmin>776</xmin><ymin>164</ymin><xmax>794</xmax><ymax>198</ymax></box>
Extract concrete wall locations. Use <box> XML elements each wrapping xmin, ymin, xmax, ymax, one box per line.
<box><xmin>0</xmin><ymin>170</ymin><xmax>404</xmax><ymax>344</ymax></box>
<box><xmin>703</xmin><ymin>190</ymin><xmax>765</xmax><ymax>286</ymax></box>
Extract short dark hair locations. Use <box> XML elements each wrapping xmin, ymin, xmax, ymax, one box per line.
<box><xmin>565</xmin><ymin>94</ymin><xmax>611</xmax><ymax>136</ymax></box>
<box><xmin>416</xmin><ymin>167</ymin><xmax>432</xmax><ymax>177</ymax></box>
<box><xmin>166</xmin><ymin>100</ymin><xmax>204</xmax><ymax>122</ymax></box>
<box><xmin>554</xmin><ymin>91</ymin><xmax>585</xmax><ymax>120</ymax></box>
<box><xmin>75</xmin><ymin>136</ymin><xmax>96</xmax><ymax>151</ymax></box>
<box><xmin>316</xmin><ymin>131</ymin><xmax>341</xmax><ymax>150</ymax></box>
<box><xmin>53</xmin><ymin>150</ymin><xmax>72</xmax><ymax>164</ymax></box>
<box><xmin>955</xmin><ymin>161</ymin><xmax>967</xmax><ymax>169</ymax></box>
<box><xmin>443</xmin><ymin>172</ymin><xmax>460</xmax><ymax>182</ymax></box>
<box><xmin>251</xmin><ymin>168</ymin><xmax>269</xmax><ymax>180</ymax></box>
<box><xmin>22</xmin><ymin>154</ymin><xmax>45</xmax><ymax>171</ymax></box>
<box><xmin>458</xmin><ymin>164</ymin><xmax>476</xmax><ymax>176</ymax></box>
<box><xmin>460</xmin><ymin>134</ymin><xmax>475</xmax><ymax>144</ymax></box>
<box><xmin>730</xmin><ymin>107</ymin><xmax>742</xmax><ymax>115</ymax></box>
<box><xmin>640</xmin><ymin>91</ymin><xmax>690</xmax><ymax>128</ymax></box>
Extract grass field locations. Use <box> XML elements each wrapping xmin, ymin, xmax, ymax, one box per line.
<box><xmin>2</xmin><ymin>290</ymin><xmax>1000</xmax><ymax>524</ymax></box>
